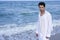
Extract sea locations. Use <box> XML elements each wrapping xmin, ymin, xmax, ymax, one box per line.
<box><xmin>0</xmin><ymin>1</ymin><xmax>60</xmax><ymax>40</ymax></box>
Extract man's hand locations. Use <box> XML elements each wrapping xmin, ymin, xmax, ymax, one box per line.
<box><xmin>46</xmin><ymin>36</ymin><xmax>50</xmax><ymax>39</ymax></box>
<box><xmin>36</xmin><ymin>33</ymin><xmax>38</xmax><ymax>37</ymax></box>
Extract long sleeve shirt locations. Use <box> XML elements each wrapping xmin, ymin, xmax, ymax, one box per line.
<box><xmin>36</xmin><ymin>10</ymin><xmax>53</xmax><ymax>37</ymax></box>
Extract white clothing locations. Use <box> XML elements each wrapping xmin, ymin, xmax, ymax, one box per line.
<box><xmin>36</xmin><ymin>11</ymin><xmax>53</xmax><ymax>40</ymax></box>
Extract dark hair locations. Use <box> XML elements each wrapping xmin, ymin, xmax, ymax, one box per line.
<box><xmin>38</xmin><ymin>2</ymin><xmax>45</xmax><ymax>7</ymax></box>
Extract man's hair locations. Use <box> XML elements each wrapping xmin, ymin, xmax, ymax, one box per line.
<box><xmin>38</xmin><ymin>2</ymin><xmax>45</xmax><ymax>7</ymax></box>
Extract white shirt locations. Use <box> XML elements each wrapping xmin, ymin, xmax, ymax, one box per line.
<box><xmin>36</xmin><ymin>11</ymin><xmax>53</xmax><ymax>37</ymax></box>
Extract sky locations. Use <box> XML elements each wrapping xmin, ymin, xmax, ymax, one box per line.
<box><xmin>0</xmin><ymin>0</ymin><xmax>60</xmax><ymax>1</ymax></box>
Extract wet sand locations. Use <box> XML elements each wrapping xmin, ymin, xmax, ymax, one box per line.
<box><xmin>50</xmin><ymin>33</ymin><xmax>60</xmax><ymax>40</ymax></box>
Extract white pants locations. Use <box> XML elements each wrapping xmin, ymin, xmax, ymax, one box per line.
<box><xmin>39</xmin><ymin>38</ymin><xmax>49</xmax><ymax>40</ymax></box>
<box><xmin>46</xmin><ymin>39</ymin><xmax>49</xmax><ymax>40</ymax></box>
<box><xmin>38</xmin><ymin>36</ymin><xmax>49</xmax><ymax>40</ymax></box>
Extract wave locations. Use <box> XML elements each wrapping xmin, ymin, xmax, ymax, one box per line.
<box><xmin>0</xmin><ymin>21</ymin><xmax>59</xmax><ymax>40</ymax></box>
<box><xmin>53</xmin><ymin>20</ymin><xmax>60</xmax><ymax>27</ymax></box>
<box><xmin>0</xmin><ymin>19</ymin><xmax>60</xmax><ymax>35</ymax></box>
<box><xmin>0</xmin><ymin>23</ymin><xmax>36</xmax><ymax>36</ymax></box>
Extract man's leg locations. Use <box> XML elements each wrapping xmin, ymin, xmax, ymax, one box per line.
<box><xmin>43</xmin><ymin>36</ymin><xmax>50</xmax><ymax>40</ymax></box>
<box><xmin>46</xmin><ymin>39</ymin><xmax>49</xmax><ymax>40</ymax></box>
<box><xmin>38</xmin><ymin>36</ymin><xmax>43</xmax><ymax>40</ymax></box>
<box><xmin>38</xmin><ymin>34</ymin><xmax>46</xmax><ymax>40</ymax></box>
<box><xmin>38</xmin><ymin>35</ymin><xmax>47</xmax><ymax>40</ymax></box>
<box><xmin>43</xmin><ymin>37</ymin><xmax>46</xmax><ymax>40</ymax></box>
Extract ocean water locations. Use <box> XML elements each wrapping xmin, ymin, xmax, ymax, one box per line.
<box><xmin>0</xmin><ymin>1</ymin><xmax>60</xmax><ymax>40</ymax></box>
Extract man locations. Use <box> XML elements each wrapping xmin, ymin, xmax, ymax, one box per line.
<box><xmin>36</xmin><ymin>2</ymin><xmax>53</xmax><ymax>40</ymax></box>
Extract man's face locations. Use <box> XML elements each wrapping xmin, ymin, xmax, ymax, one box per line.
<box><xmin>39</xmin><ymin>5</ymin><xmax>45</xmax><ymax>11</ymax></box>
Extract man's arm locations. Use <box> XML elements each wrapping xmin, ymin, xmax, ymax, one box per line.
<box><xmin>35</xmin><ymin>21</ymin><xmax>39</xmax><ymax>37</ymax></box>
<box><xmin>35</xmin><ymin>13</ymin><xmax>40</xmax><ymax>37</ymax></box>
<box><xmin>46</xmin><ymin>14</ymin><xmax>53</xmax><ymax>37</ymax></box>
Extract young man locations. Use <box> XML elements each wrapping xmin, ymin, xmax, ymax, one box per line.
<box><xmin>36</xmin><ymin>2</ymin><xmax>53</xmax><ymax>40</ymax></box>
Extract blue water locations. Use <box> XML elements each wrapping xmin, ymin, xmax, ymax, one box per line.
<box><xmin>0</xmin><ymin>1</ymin><xmax>60</xmax><ymax>26</ymax></box>
<box><xmin>0</xmin><ymin>1</ymin><xmax>60</xmax><ymax>40</ymax></box>
<box><xmin>0</xmin><ymin>1</ymin><xmax>37</xmax><ymax>25</ymax></box>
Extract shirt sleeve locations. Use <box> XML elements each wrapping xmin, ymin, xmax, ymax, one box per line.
<box><xmin>46</xmin><ymin>14</ymin><xmax>53</xmax><ymax>37</ymax></box>
<box><xmin>35</xmin><ymin>13</ymin><xmax>40</xmax><ymax>34</ymax></box>
<box><xmin>35</xmin><ymin>19</ymin><xmax>40</xmax><ymax>34</ymax></box>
